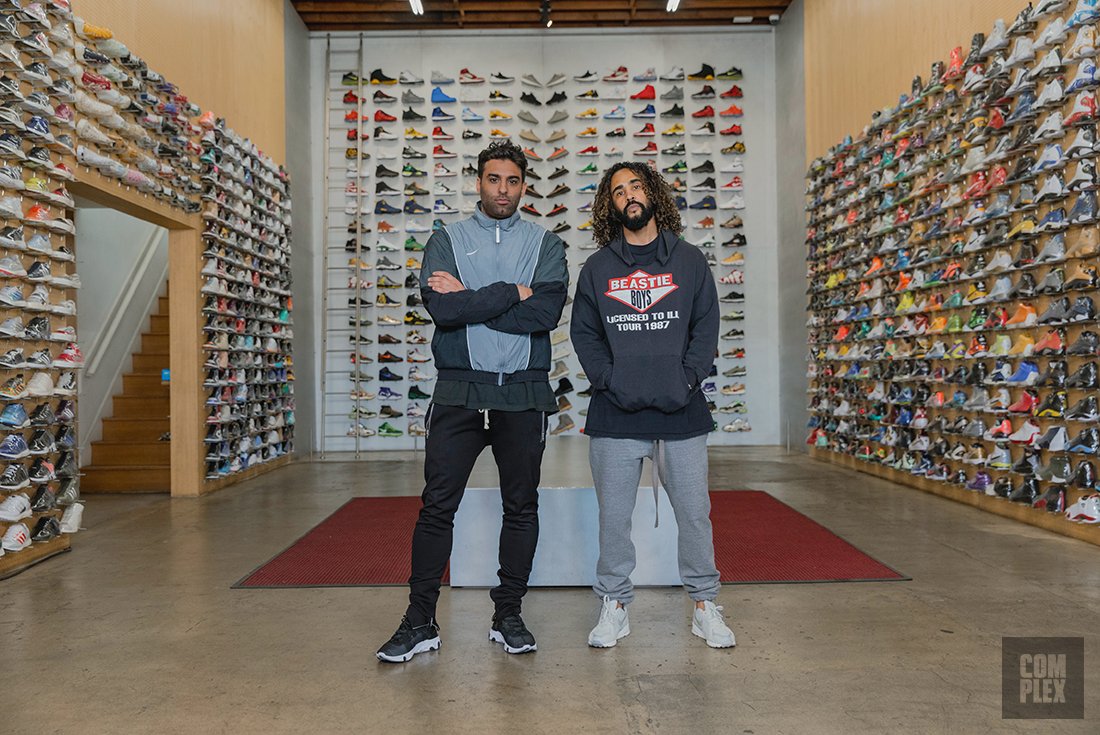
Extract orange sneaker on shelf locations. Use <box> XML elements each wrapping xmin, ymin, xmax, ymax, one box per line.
<box><xmin>1005</xmin><ymin>302</ymin><xmax>1038</xmax><ymax>326</ymax></box>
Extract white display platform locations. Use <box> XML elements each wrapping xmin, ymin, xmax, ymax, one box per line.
<box><xmin>451</xmin><ymin>487</ymin><xmax>682</xmax><ymax>587</ymax></box>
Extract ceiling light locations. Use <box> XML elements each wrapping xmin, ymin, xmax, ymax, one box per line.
<box><xmin>666</xmin><ymin>0</ymin><xmax>681</xmax><ymax>11</ymax></box>
<box><xmin>732</xmin><ymin>16</ymin><xmax>753</xmax><ymax>23</ymax></box>
<box><xmin>409</xmin><ymin>0</ymin><xmax>424</xmax><ymax>14</ymax></box>
<box><xmin>541</xmin><ymin>1</ymin><xmax>552</xmax><ymax>27</ymax></box>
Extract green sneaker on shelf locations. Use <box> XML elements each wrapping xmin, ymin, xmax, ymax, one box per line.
<box><xmin>378</xmin><ymin>422</ymin><xmax>404</xmax><ymax>438</ymax></box>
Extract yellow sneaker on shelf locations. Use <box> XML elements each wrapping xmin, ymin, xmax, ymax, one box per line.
<box><xmin>405</xmin><ymin>127</ymin><xmax>427</xmax><ymax>139</ymax></box>
<box><xmin>74</xmin><ymin>17</ymin><xmax>113</xmax><ymax>40</ymax></box>
<box><xmin>489</xmin><ymin>109</ymin><xmax>512</xmax><ymax>120</ymax></box>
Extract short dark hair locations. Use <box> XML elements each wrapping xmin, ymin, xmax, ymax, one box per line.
<box><xmin>477</xmin><ymin>140</ymin><xmax>527</xmax><ymax>180</ymax></box>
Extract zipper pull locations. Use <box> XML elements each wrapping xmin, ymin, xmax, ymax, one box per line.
<box><xmin>496</xmin><ymin>221</ymin><xmax>500</xmax><ymax>244</ymax></box>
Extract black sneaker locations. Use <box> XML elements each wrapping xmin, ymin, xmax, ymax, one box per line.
<box><xmin>375</xmin><ymin>182</ymin><xmax>399</xmax><ymax>195</ymax></box>
<box><xmin>376</xmin><ymin>616</ymin><xmax>440</xmax><ymax>663</ymax></box>
<box><xmin>548</xmin><ymin>166</ymin><xmax>568</xmax><ymax>180</ymax></box>
<box><xmin>462</xmin><ymin>129</ymin><xmax>482</xmax><ymax>139</ymax></box>
<box><xmin>489</xmin><ymin>613</ymin><xmax>537</xmax><ymax>654</ymax></box>
<box><xmin>402</xmin><ymin>107</ymin><xmax>426</xmax><ymax>121</ymax></box>
<box><xmin>31</xmin><ymin>516</ymin><xmax>60</xmax><ymax>542</ymax></box>
<box><xmin>520</xmin><ymin>92</ymin><xmax>542</xmax><ymax>106</ymax></box>
<box><xmin>30</xmin><ymin>484</ymin><xmax>54</xmax><ymax>511</ymax></box>
<box><xmin>23</xmin><ymin>316</ymin><xmax>48</xmax><ymax>340</ymax></box>
<box><xmin>370</xmin><ymin>68</ymin><xmax>396</xmax><ymax>84</ymax></box>
<box><xmin>547</xmin><ymin>91</ymin><xmax>567</xmax><ymax>105</ymax></box>
<box><xmin>376</xmin><ymin>164</ymin><xmax>398</xmax><ymax>178</ymax></box>
<box><xmin>56</xmin><ymin>451</ymin><xmax>76</xmax><ymax>478</ymax></box>
<box><xmin>661</xmin><ymin>104</ymin><xmax>685</xmax><ymax>117</ymax></box>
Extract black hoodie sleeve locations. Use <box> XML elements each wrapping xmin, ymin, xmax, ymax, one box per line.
<box><xmin>483</xmin><ymin>232</ymin><xmax>569</xmax><ymax>334</ymax></box>
<box><xmin>420</xmin><ymin>229</ymin><xmax>521</xmax><ymax>327</ymax></box>
<box><xmin>569</xmin><ymin>260</ymin><xmax>615</xmax><ymax>390</ymax></box>
<box><xmin>682</xmin><ymin>250</ymin><xmax>720</xmax><ymax>388</ymax></box>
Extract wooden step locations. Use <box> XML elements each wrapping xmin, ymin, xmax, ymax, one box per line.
<box><xmin>100</xmin><ymin>417</ymin><xmax>170</xmax><ymax>442</ymax></box>
<box><xmin>122</xmin><ymin>372</ymin><xmax>171</xmax><ymax>395</ymax></box>
<box><xmin>90</xmin><ymin>441</ymin><xmax>169</xmax><ymax>465</ymax></box>
<box><xmin>132</xmin><ymin>352</ymin><xmax>169</xmax><ymax>372</ymax></box>
<box><xmin>148</xmin><ymin>314</ymin><xmax>170</xmax><ymax>334</ymax></box>
<box><xmin>109</xmin><ymin>396</ymin><xmax>169</xmax><ymax>419</ymax></box>
<box><xmin>158</xmin><ymin>295</ymin><xmax>169</xmax><ymax>313</ymax></box>
<box><xmin>81</xmin><ymin>465</ymin><xmax>170</xmax><ymax>493</ymax></box>
<box><xmin>141</xmin><ymin>333</ymin><xmax>168</xmax><ymax>353</ymax></box>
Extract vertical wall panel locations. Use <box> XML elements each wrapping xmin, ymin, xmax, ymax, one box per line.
<box><xmin>75</xmin><ymin>0</ymin><xmax>287</xmax><ymax>163</ymax></box>
<box><xmin>803</xmin><ymin>0</ymin><xmax>1024</xmax><ymax>160</ymax></box>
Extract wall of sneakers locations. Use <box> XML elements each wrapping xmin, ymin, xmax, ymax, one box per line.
<box><xmin>200</xmin><ymin>124</ymin><xmax>295</xmax><ymax>480</ymax></box>
<box><xmin>315</xmin><ymin>31</ymin><xmax>782</xmax><ymax>451</ymax></box>
<box><xmin>0</xmin><ymin>0</ymin><xmax>295</xmax><ymax>573</ymax></box>
<box><xmin>804</xmin><ymin>0</ymin><xmax>1100</xmax><ymax>533</ymax></box>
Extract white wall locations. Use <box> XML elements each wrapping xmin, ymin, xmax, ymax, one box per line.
<box><xmin>308</xmin><ymin>27</ymin><xmax>782</xmax><ymax>449</ymax></box>
<box><xmin>775</xmin><ymin>0</ymin><xmax>809</xmax><ymax>450</ymax></box>
<box><xmin>285</xmin><ymin>0</ymin><xmax>316</xmax><ymax>458</ymax></box>
<box><xmin>74</xmin><ymin>206</ymin><xmax>169</xmax><ymax>459</ymax></box>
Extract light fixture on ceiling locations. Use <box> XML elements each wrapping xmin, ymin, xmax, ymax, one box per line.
<box><xmin>732</xmin><ymin>15</ymin><xmax>753</xmax><ymax>23</ymax></box>
<box><xmin>409</xmin><ymin>0</ymin><xmax>424</xmax><ymax>14</ymax></box>
<box><xmin>666</xmin><ymin>0</ymin><xmax>681</xmax><ymax>11</ymax></box>
<box><xmin>541</xmin><ymin>0</ymin><xmax>552</xmax><ymax>27</ymax></box>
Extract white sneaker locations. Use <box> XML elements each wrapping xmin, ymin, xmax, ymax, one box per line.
<box><xmin>0</xmin><ymin>491</ymin><xmax>31</xmax><ymax>521</ymax></box>
<box><xmin>1070</xmin><ymin>25</ymin><xmax>1098</xmax><ymax>59</ymax></box>
<box><xmin>981</xmin><ymin>19</ymin><xmax>1009</xmax><ymax>56</ymax></box>
<box><xmin>1037</xmin><ymin>16</ymin><xmax>1069</xmax><ymax>48</ymax></box>
<box><xmin>59</xmin><ymin>501</ymin><xmax>83</xmax><ymax>533</ymax></box>
<box><xmin>1</xmin><ymin>521</ymin><xmax>29</xmax><ymax>551</ymax></box>
<box><xmin>25</xmin><ymin>372</ymin><xmax>53</xmax><ymax>396</ymax></box>
<box><xmin>692</xmin><ymin>601</ymin><xmax>735</xmax><ymax>648</ymax></box>
<box><xmin>587</xmin><ymin>596</ymin><xmax>630</xmax><ymax>647</ymax></box>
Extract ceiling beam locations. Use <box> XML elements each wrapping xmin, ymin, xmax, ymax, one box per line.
<box><xmin>308</xmin><ymin>18</ymin><xmax>774</xmax><ymax>30</ymax></box>
<box><xmin>293</xmin><ymin>0</ymin><xmax>787</xmax><ymax>10</ymax></box>
<box><xmin>299</xmin><ymin>10</ymin><xmax>780</xmax><ymax>23</ymax></box>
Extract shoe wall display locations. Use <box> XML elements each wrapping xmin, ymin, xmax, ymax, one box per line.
<box><xmin>0</xmin><ymin>0</ymin><xmax>86</xmax><ymax>575</ymax></box>
<box><xmin>322</xmin><ymin>38</ymin><xmax>764</xmax><ymax>449</ymax></box>
<box><xmin>804</xmin><ymin>1</ymin><xmax>1100</xmax><ymax>526</ymax></box>
<box><xmin>61</xmin><ymin>11</ymin><xmax>202</xmax><ymax>213</ymax></box>
<box><xmin>200</xmin><ymin>124</ymin><xmax>295</xmax><ymax>479</ymax></box>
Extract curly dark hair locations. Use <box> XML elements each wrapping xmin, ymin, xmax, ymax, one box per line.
<box><xmin>477</xmin><ymin>140</ymin><xmax>528</xmax><ymax>180</ymax></box>
<box><xmin>591</xmin><ymin>161</ymin><xmax>683</xmax><ymax>247</ymax></box>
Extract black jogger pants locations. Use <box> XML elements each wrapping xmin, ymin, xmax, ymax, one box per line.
<box><xmin>406</xmin><ymin>403</ymin><xmax>547</xmax><ymax>625</ymax></box>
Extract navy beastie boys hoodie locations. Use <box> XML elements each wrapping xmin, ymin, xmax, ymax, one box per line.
<box><xmin>570</xmin><ymin>229</ymin><xmax>719</xmax><ymax>440</ymax></box>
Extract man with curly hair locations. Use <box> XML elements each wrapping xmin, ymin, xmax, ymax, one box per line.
<box><xmin>377</xmin><ymin>141</ymin><xmax>568</xmax><ymax>663</ymax></box>
<box><xmin>570</xmin><ymin>161</ymin><xmax>734</xmax><ymax>650</ymax></box>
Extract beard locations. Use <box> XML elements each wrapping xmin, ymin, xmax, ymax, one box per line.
<box><xmin>480</xmin><ymin>191</ymin><xmax>521</xmax><ymax>219</ymax></box>
<box><xmin>614</xmin><ymin>200</ymin><xmax>655</xmax><ymax>231</ymax></box>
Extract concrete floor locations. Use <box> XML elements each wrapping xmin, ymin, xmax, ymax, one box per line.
<box><xmin>5</xmin><ymin>441</ymin><xmax>1099</xmax><ymax>734</ymax></box>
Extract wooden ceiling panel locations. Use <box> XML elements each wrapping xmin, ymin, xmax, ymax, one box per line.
<box><xmin>291</xmin><ymin>0</ymin><xmax>791</xmax><ymax>30</ymax></box>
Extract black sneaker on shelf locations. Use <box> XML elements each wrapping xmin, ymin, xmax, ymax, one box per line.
<box><xmin>376</xmin><ymin>616</ymin><xmax>441</xmax><ymax>663</ymax></box>
<box><xmin>489</xmin><ymin>613</ymin><xmax>537</xmax><ymax>654</ymax></box>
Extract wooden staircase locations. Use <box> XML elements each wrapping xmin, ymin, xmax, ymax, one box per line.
<box><xmin>82</xmin><ymin>290</ymin><xmax>171</xmax><ymax>493</ymax></box>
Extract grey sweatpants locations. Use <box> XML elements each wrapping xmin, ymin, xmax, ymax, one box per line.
<box><xmin>589</xmin><ymin>435</ymin><xmax>721</xmax><ymax>605</ymax></box>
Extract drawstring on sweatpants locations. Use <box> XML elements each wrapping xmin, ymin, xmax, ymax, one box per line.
<box><xmin>651</xmin><ymin>440</ymin><xmax>665</xmax><ymax>528</ymax></box>
<box><xmin>481</xmin><ymin>409</ymin><xmax>490</xmax><ymax>430</ymax></box>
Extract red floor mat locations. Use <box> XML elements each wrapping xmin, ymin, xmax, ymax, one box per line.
<box><xmin>233</xmin><ymin>491</ymin><xmax>906</xmax><ymax>588</ymax></box>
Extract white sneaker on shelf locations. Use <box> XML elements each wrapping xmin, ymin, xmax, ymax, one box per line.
<box><xmin>691</xmin><ymin>600</ymin><xmax>735</xmax><ymax>648</ymax></box>
<box><xmin>587</xmin><ymin>595</ymin><xmax>630</xmax><ymax>648</ymax></box>
<box><xmin>59</xmin><ymin>501</ymin><xmax>83</xmax><ymax>533</ymax></box>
